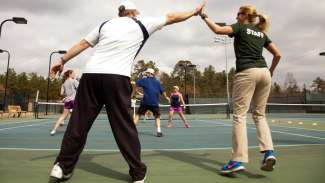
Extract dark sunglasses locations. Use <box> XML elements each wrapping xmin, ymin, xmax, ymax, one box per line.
<box><xmin>237</xmin><ymin>12</ymin><xmax>246</xmax><ymax>17</ymax></box>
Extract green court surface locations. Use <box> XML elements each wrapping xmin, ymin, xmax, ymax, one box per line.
<box><xmin>0</xmin><ymin>113</ymin><xmax>325</xmax><ymax>183</ymax></box>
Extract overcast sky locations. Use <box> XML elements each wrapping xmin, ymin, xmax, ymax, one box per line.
<box><xmin>0</xmin><ymin>0</ymin><xmax>324</xmax><ymax>88</ymax></box>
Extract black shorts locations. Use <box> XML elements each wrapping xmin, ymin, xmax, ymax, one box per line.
<box><xmin>137</xmin><ymin>105</ymin><xmax>161</xmax><ymax>117</ymax></box>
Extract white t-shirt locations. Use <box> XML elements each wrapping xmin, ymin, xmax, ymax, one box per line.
<box><xmin>83</xmin><ymin>16</ymin><xmax>166</xmax><ymax>77</ymax></box>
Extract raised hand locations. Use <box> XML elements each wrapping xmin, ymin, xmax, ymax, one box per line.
<box><xmin>50</xmin><ymin>60</ymin><xmax>64</xmax><ymax>79</ymax></box>
<box><xmin>194</xmin><ymin>0</ymin><xmax>207</xmax><ymax>16</ymax></box>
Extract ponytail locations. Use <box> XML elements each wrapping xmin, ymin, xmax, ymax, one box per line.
<box><xmin>118</xmin><ymin>5</ymin><xmax>138</xmax><ymax>17</ymax></box>
<box><xmin>239</xmin><ymin>5</ymin><xmax>270</xmax><ymax>32</ymax></box>
<box><xmin>63</xmin><ymin>70</ymin><xmax>73</xmax><ymax>82</ymax></box>
<box><xmin>118</xmin><ymin>5</ymin><xmax>126</xmax><ymax>17</ymax></box>
<box><xmin>257</xmin><ymin>14</ymin><xmax>269</xmax><ymax>32</ymax></box>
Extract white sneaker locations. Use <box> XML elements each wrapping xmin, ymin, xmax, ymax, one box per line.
<box><xmin>49</xmin><ymin>163</ymin><xmax>72</xmax><ymax>181</ymax></box>
<box><xmin>50</xmin><ymin>130</ymin><xmax>56</xmax><ymax>136</ymax></box>
<box><xmin>133</xmin><ymin>176</ymin><xmax>146</xmax><ymax>183</ymax></box>
<box><xmin>50</xmin><ymin>163</ymin><xmax>63</xmax><ymax>179</ymax></box>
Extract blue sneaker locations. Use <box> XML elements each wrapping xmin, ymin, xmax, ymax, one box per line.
<box><xmin>261</xmin><ymin>150</ymin><xmax>276</xmax><ymax>171</ymax></box>
<box><xmin>220</xmin><ymin>160</ymin><xmax>245</xmax><ymax>174</ymax></box>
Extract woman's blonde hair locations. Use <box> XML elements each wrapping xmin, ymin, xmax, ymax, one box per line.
<box><xmin>239</xmin><ymin>5</ymin><xmax>269</xmax><ymax>32</ymax></box>
<box><xmin>173</xmin><ymin>85</ymin><xmax>179</xmax><ymax>91</ymax></box>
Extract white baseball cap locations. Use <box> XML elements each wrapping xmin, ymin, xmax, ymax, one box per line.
<box><xmin>119</xmin><ymin>1</ymin><xmax>138</xmax><ymax>10</ymax></box>
<box><xmin>144</xmin><ymin>68</ymin><xmax>155</xmax><ymax>74</ymax></box>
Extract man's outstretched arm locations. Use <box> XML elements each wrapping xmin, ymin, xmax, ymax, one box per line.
<box><xmin>165</xmin><ymin>1</ymin><xmax>206</xmax><ymax>25</ymax></box>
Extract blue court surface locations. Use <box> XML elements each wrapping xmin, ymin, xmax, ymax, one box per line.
<box><xmin>0</xmin><ymin>114</ymin><xmax>325</xmax><ymax>183</ymax></box>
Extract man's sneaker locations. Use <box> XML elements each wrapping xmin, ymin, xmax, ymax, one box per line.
<box><xmin>133</xmin><ymin>176</ymin><xmax>146</xmax><ymax>183</ymax></box>
<box><xmin>184</xmin><ymin>122</ymin><xmax>190</xmax><ymax>128</ymax></box>
<box><xmin>50</xmin><ymin>130</ymin><xmax>56</xmax><ymax>136</ymax></box>
<box><xmin>261</xmin><ymin>150</ymin><xmax>276</xmax><ymax>171</ymax></box>
<box><xmin>49</xmin><ymin>163</ymin><xmax>72</xmax><ymax>183</ymax></box>
<box><xmin>220</xmin><ymin>160</ymin><xmax>245</xmax><ymax>174</ymax></box>
<box><xmin>156</xmin><ymin>132</ymin><xmax>163</xmax><ymax>137</ymax></box>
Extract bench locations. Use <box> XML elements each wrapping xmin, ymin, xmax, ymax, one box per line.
<box><xmin>8</xmin><ymin>105</ymin><xmax>27</xmax><ymax>118</ymax></box>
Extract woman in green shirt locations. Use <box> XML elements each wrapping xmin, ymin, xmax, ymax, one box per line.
<box><xmin>199</xmin><ymin>5</ymin><xmax>281</xmax><ymax>174</ymax></box>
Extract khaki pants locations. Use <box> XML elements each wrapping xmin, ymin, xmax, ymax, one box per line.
<box><xmin>231</xmin><ymin>68</ymin><xmax>274</xmax><ymax>162</ymax></box>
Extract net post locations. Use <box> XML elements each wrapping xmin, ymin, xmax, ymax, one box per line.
<box><xmin>33</xmin><ymin>101</ymin><xmax>39</xmax><ymax>119</ymax></box>
<box><xmin>185</xmin><ymin>94</ymin><xmax>191</xmax><ymax>114</ymax></box>
<box><xmin>226</xmin><ymin>103</ymin><xmax>231</xmax><ymax>119</ymax></box>
<box><xmin>34</xmin><ymin>90</ymin><xmax>40</xmax><ymax>119</ymax></box>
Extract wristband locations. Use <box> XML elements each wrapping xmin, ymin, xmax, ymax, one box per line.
<box><xmin>60</xmin><ymin>57</ymin><xmax>66</xmax><ymax>64</ymax></box>
<box><xmin>200</xmin><ymin>13</ymin><xmax>208</xmax><ymax>20</ymax></box>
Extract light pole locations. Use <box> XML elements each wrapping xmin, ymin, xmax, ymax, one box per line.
<box><xmin>179</xmin><ymin>62</ymin><xmax>197</xmax><ymax>113</ymax></box>
<box><xmin>320</xmin><ymin>52</ymin><xmax>325</xmax><ymax>56</ymax></box>
<box><xmin>0</xmin><ymin>49</ymin><xmax>10</xmax><ymax>111</ymax></box>
<box><xmin>46</xmin><ymin>50</ymin><xmax>67</xmax><ymax>114</ymax></box>
<box><xmin>214</xmin><ymin>24</ymin><xmax>232</xmax><ymax>119</ymax></box>
<box><xmin>0</xmin><ymin>17</ymin><xmax>27</xmax><ymax>38</ymax></box>
<box><xmin>188</xmin><ymin>64</ymin><xmax>197</xmax><ymax>104</ymax></box>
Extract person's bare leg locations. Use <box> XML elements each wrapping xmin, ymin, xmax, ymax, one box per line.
<box><xmin>178</xmin><ymin>112</ymin><xmax>190</xmax><ymax>128</ymax></box>
<box><xmin>51</xmin><ymin>109</ymin><xmax>70</xmax><ymax>135</ymax></box>
<box><xmin>134</xmin><ymin>114</ymin><xmax>140</xmax><ymax>125</ymax></box>
<box><xmin>155</xmin><ymin>117</ymin><xmax>163</xmax><ymax>137</ymax></box>
<box><xmin>167</xmin><ymin>111</ymin><xmax>174</xmax><ymax>128</ymax></box>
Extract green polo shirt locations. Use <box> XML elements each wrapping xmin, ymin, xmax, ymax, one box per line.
<box><xmin>230</xmin><ymin>23</ymin><xmax>272</xmax><ymax>72</ymax></box>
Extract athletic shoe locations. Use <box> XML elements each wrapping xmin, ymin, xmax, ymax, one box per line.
<box><xmin>220</xmin><ymin>160</ymin><xmax>245</xmax><ymax>174</ymax></box>
<box><xmin>133</xmin><ymin>176</ymin><xmax>146</xmax><ymax>183</ymax></box>
<box><xmin>261</xmin><ymin>150</ymin><xmax>276</xmax><ymax>171</ymax></box>
<box><xmin>49</xmin><ymin>163</ymin><xmax>72</xmax><ymax>183</ymax></box>
<box><xmin>184</xmin><ymin>122</ymin><xmax>190</xmax><ymax>128</ymax></box>
<box><xmin>50</xmin><ymin>130</ymin><xmax>56</xmax><ymax>136</ymax></box>
<box><xmin>156</xmin><ymin>132</ymin><xmax>163</xmax><ymax>137</ymax></box>
<box><xmin>166</xmin><ymin>123</ymin><xmax>173</xmax><ymax>128</ymax></box>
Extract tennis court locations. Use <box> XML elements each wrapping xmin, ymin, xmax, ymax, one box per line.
<box><xmin>0</xmin><ymin>111</ymin><xmax>325</xmax><ymax>183</ymax></box>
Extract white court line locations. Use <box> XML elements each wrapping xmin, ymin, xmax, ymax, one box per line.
<box><xmin>193</xmin><ymin>118</ymin><xmax>325</xmax><ymax>133</ymax></box>
<box><xmin>136</xmin><ymin>124</ymin><xmax>228</xmax><ymax>128</ymax></box>
<box><xmin>190</xmin><ymin>120</ymin><xmax>325</xmax><ymax>134</ymax></box>
<box><xmin>269</xmin><ymin>124</ymin><xmax>325</xmax><ymax>132</ymax></box>
<box><xmin>0</xmin><ymin>119</ymin><xmax>48</xmax><ymax>126</ymax></box>
<box><xmin>267</xmin><ymin>129</ymin><xmax>325</xmax><ymax>140</ymax></box>
<box><xmin>0</xmin><ymin>143</ymin><xmax>324</xmax><ymax>152</ymax></box>
<box><xmin>246</xmin><ymin>126</ymin><xmax>325</xmax><ymax>140</ymax></box>
<box><xmin>0</xmin><ymin>121</ymin><xmax>53</xmax><ymax>131</ymax></box>
<box><xmin>203</xmin><ymin>120</ymin><xmax>325</xmax><ymax>140</ymax></box>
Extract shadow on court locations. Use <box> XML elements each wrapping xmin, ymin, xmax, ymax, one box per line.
<box><xmin>1</xmin><ymin>145</ymin><xmax>325</xmax><ymax>183</ymax></box>
<box><xmin>31</xmin><ymin>153</ymin><xmax>130</xmax><ymax>182</ymax></box>
<box><xmin>138</xmin><ymin>131</ymin><xmax>157</xmax><ymax>137</ymax></box>
<box><xmin>77</xmin><ymin>153</ymin><xmax>130</xmax><ymax>181</ymax></box>
<box><xmin>146</xmin><ymin>151</ymin><xmax>266</xmax><ymax>179</ymax></box>
<box><xmin>30</xmin><ymin>150</ymin><xmax>266</xmax><ymax>182</ymax></box>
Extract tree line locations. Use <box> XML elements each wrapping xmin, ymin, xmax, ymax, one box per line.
<box><xmin>0</xmin><ymin>69</ymin><xmax>62</xmax><ymax>104</ymax></box>
<box><xmin>0</xmin><ymin>60</ymin><xmax>324</xmax><ymax>105</ymax></box>
<box><xmin>131</xmin><ymin>60</ymin><xmax>325</xmax><ymax>98</ymax></box>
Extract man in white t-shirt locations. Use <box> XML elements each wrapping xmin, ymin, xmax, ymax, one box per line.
<box><xmin>49</xmin><ymin>1</ymin><xmax>206</xmax><ymax>183</ymax></box>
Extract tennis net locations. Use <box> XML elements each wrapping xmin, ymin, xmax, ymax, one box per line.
<box><xmin>33</xmin><ymin>101</ymin><xmax>325</xmax><ymax>121</ymax></box>
<box><xmin>33</xmin><ymin>101</ymin><xmax>230</xmax><ymax>120</ymax></box>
